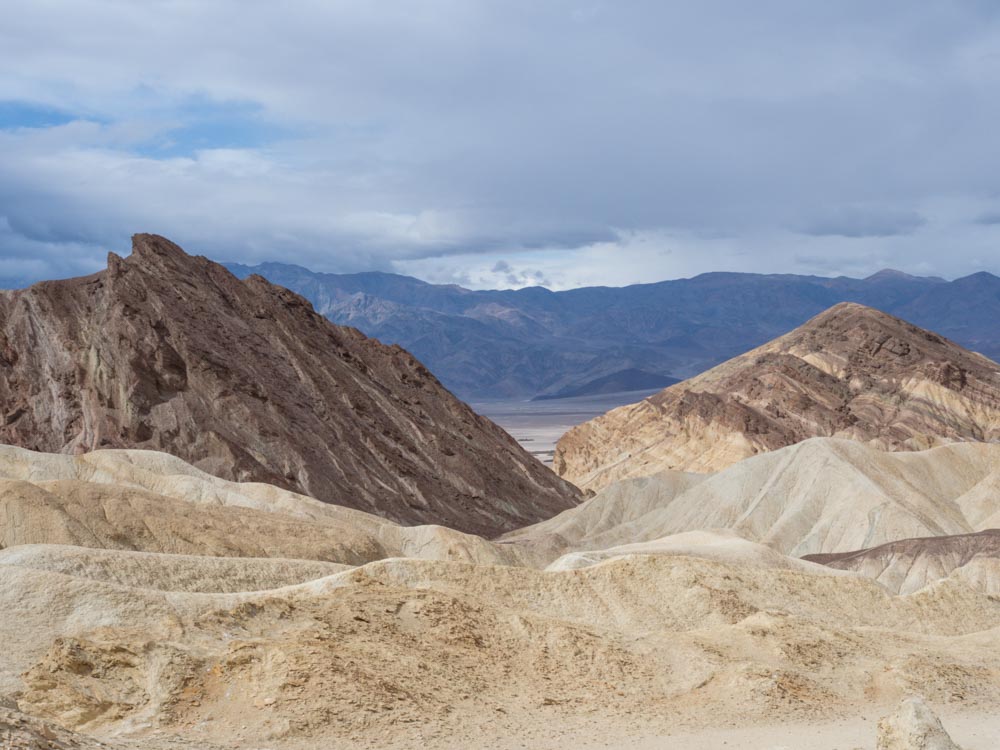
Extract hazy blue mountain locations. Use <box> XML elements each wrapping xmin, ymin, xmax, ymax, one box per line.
<box><xmin>893</xmin><ymin>271</ymin><xmax>1000</xmax><ymax>362</ymax></box>
<box><xmin>532</xmin><ymin>369</ymin><xmax>681</xmax><ymax>401</ymax></box>
<box><xmin>226</xmin><ymin>261</ymin><xmax>998</xmax><ymax>400</ymax></box>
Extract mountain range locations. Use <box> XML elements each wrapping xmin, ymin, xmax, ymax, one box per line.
<box><xmin>225</xmin><ymin>262</ymin><xmax>1000</xmax><ymax>400</ymax></box>
<box><xmin>3</xmin><ymin>237</ymin><xmax>1000</xmax><ymax>748</ymax></box>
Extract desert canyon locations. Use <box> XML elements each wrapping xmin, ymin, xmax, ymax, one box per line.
<box><xmin>1</xmin><ymin>236</ymin><xmax>999</xmax><ymax>750</ymax></box>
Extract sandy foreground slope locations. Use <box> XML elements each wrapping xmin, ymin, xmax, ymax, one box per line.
<box><xmin>2</xmin><ymin>443</ymin><xmax>1000</xmax><ymax>748</ymax></box>
<box><xmin>4</xmin><ymin>552</ymin><xmax>1000</xmax><ymax>749</ymax></box>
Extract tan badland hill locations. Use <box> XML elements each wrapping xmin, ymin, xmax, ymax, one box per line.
<box><xmin>4</xmin><ymin>543</ymin><xmax>1000</xmax><ymax>749</ymax></box>
<box><xmin>554</xmin><ymin>302</ymin><xmax>1000</xmax><ymax>491</ymax></box>
<box><xmin>0</xmin><ymin>234</ymin><xmax>578</xmax><ymax>536</ymax></box>
<box><xmin>0</xmin><ymin>444</ymin><xmax>534</xmax><ymax>567</ymax></box>
<box><xmin>7</xmin><ymin>438</ymin><xmax>1000</xmax><ymax>567</ymax></box>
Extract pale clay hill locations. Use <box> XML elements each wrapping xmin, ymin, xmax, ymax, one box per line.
<box><xmin>0</xmin><ymin>234</ymin><xmax>578</xmax><ymax>537</ymax></box>
<box><xmin>0</xmin><ymin>445</ymin><xmax>534</xmax><ymax>568</ymax></box>
<box><xmin>508</xmin><ymin>437</ymin><xmax>1000</xmax><ymax>559</ymax></box>
<box><xmin>555</xmin><ymin>302</ymin><xmax>1000</xmax><ymax>491</ymax></box>
<box><xmin>6</xmin><ymin>438</ymin><xmax>1000</xmax><ymax>567</ymax></box>
<box><xmin>2</xmin><ymin>443</ymin><xmax>1000</xmax><ymax>748</ymax></box>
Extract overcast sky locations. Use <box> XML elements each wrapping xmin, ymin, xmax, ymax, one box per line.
<box><xmin>2</xmin><ymin>1</ymin><xmax>1000</xmax><ymax>290</ymax></box>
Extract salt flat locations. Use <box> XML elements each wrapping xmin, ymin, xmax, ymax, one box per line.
<box><xmin>473</xmin><ymin>389</ymin><xmax>661</xmax><ymax>464</ymax></box>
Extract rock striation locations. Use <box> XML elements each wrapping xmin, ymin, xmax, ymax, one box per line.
<box><xmin>804</xmin><ymin>529</ymin><xmax>1000</xmax><ymax>595</ymax></box>
<box><xmin>555</xmin><ymin>303</ymin><xmax>1000</xmax><ymax>490</ymax></box>
<box><xmin>0</xmin><ymin>234</ymin><xmax>578</xmax><ymax>536</ymax></box>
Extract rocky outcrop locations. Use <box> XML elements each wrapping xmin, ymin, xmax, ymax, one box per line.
<box><xmin>876</xmin><ymin>697</ymin><xmax>962</xmax><ymax>750</ymax></box>
<box><xmin>0</xmin><ymin>234</ymin><xmax>578</xmax><ymax>535</ymax></box>
<box><xmin>0</xmin><ymin>707</ymin><xmax>119</xmax><ymax>750</ymax></box>
<box><xmin>555</xmin><ymin>303</ymin><xmax>1000</xmax><ymax>490</ymax></box>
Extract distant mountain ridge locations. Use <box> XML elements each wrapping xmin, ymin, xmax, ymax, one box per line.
<box><xmin>225</xmin><ymin>260</ymin><xmax>1000</xmax><ymax>400</ymax></box>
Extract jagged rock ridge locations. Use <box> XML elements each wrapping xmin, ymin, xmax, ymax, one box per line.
<box><xmin>555</xmin><ymin>303</ymin><xmax>1000</xmax><ymax>490</ymax></box>
<box><xmin>0</xmin><ymin>234</ymin><xmax>578</xmax><ymax>536</ymax></box>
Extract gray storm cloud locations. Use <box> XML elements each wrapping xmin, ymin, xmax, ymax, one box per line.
<box><xmin>1</xmin><ymin>1</ymin><xmax>1000</xmax><ymax>288</ymax></box>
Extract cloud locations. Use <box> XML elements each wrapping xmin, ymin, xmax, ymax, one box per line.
<box><xmin>0</xmin><ymin>217</ymin><xmax>105</xmax><ymax>289</ymax></box>
<box><xmin>799</xmin><ymin>206</ymin><xmax>926</xmax><ymax>238</ymax></box>
<box><xmin>1</xmin><ymin>1</ymin><xmax>1000</xmax><ymax>286</ymax></box>
<box><xmin>974</xmin><ymin>210</ymin><xmax>1000</xmax><ymax>225</ymax></box>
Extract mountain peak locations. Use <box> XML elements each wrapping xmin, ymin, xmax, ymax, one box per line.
<box><xmin>556</xmin><ymin>302</ymin><xmax>1000</xmax><ymax>490</ymax></box>
<box><xmin>0</xmin><ymin>234</ymin><xmax>579</xmax><ymax>535</ymax></box>
<box><xmin>864</xmin><ymin>268</ymin><xmax>926</xmax><ymax>283</ymax></box>
<box><xmin>800</xmin><ymin>302</ymin><xmax>935</xmax><ymax>336</ymax></box>
<box><xmin>107</xmin><ymin>233</ymin><xmax>209</xmax><ymax>282</ymax></box>
<box><xmin>816</xmin><ymin>300</ymin><xmax>874</xmax><ymax>315</ymax></box>
<box><xmin>795</xmin><ymin>301</ymin><xmax>950</xmax><ymax>350</ymax></box>
<box><xmin>129</xmin><ymin>233</ymin><xmax>197</xmax><ymax>267</ymax></box>
<box><xmin>955</xmin><ymin>270</ymin><xmax>1000</xmax><ymax>284</ymax></box>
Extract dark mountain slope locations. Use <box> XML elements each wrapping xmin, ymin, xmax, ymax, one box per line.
<box><xmin>0</xmin><ymin>235</ymin><xmax>579</xmax><ymax>536</ymax></box>
<box><xmin>533</xmin><ymin>369</ymin><xmax>680</xmax><ymax>401</ymax></box>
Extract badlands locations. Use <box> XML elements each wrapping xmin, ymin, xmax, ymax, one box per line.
<box><xmin>1</xmin><ymin>237</ymin><xmax>1000</xmax><ymax>748</ymax></box>
<box><xmin>1</xmin><ymin>439</ymin><xmax>1000</xmax><ymax>748</ymax></box>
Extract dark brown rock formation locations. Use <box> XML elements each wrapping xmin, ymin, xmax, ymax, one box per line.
<box><xmin>0</xmin><ymin>234</ymin><xmax>579</xmax><ymax>536</ymax></box>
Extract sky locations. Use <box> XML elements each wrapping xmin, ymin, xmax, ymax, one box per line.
<box><xmin>1</xmin><ymin>1</ymin><xmax>1000</xmax><ymax>290</ymax></box>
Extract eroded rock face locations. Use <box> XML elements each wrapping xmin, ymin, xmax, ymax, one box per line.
<box><xmin>555</xmin><ymin>303</ymin><xmax>1000</xmax><ymax>490</ymax></box>
<box><xmin>876</xmin><ymin>697</ymin><xmax>961</xmax><ymax>750</ymax></box>
<box><xmin>805</xmin><ymin>530</ymin><xmax>1000</xmax><ymax>595</ymax></box>
<box><xmin>0</xmin><ymin>234</ymin><xmax>578</xmax><ymax>536</ymax></box>
<box><xmin>0</xmin><ymin>707</ymin><xmax>115</xmax><ymax>750</ymax></box>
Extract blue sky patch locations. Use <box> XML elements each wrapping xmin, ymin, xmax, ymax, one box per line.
<box><xmin>132</xmin><ymin>96</ymin><xmax>289</xmax><ymax>157</ymax></box>
<box><xmin>0</xmin><ymin>100</ymin><xmax>80</xmax><ymax>130</ymax></box>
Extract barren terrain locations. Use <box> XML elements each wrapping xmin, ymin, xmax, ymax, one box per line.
<box><xmin>0</xmin><ymin>442</ymin><xmax>998</xmax><ymax>748</ymax></box>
